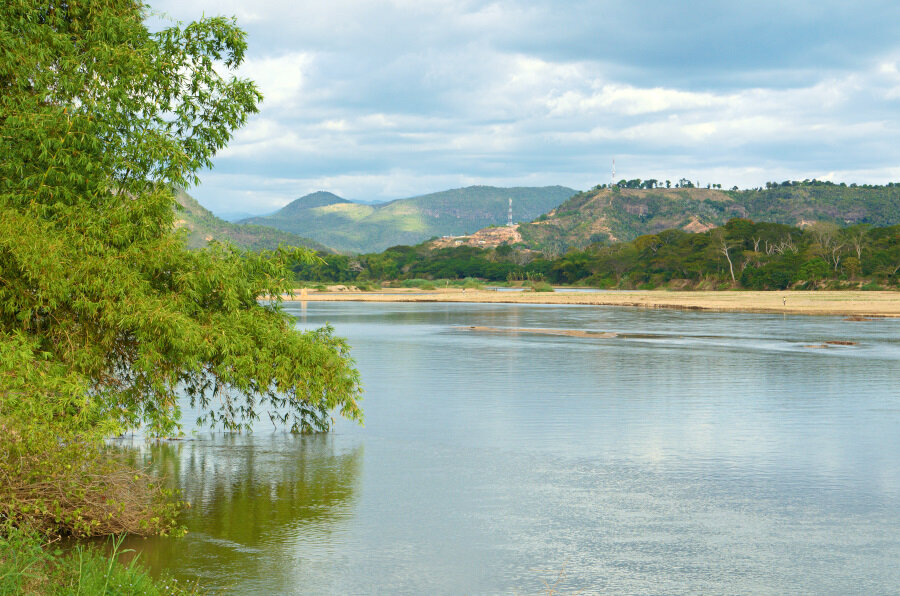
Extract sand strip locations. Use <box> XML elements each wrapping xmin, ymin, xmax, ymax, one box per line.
<box><xmin>279</xmin><ymin>289</ymin><xmax>900</xmax><ymax>318</ymax></box>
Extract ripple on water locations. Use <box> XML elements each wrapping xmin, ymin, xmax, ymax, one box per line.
<box><xmin>124</xmin><ymin>303</ymin><xmax>900</xmax><ymax>594</ymax></box>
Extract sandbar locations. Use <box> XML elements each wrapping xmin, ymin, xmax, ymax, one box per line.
<box><xmin>280</xmin><ymin>288</ymin><xmax>900</xmax><ymax>318</ymax></box>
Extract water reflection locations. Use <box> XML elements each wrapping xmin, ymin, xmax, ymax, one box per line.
<box><xmin>122</xmin><ymin>435</ymin><xmax>362</xmax><ymax>593</ymax></box>
<box><xmin>123</xmin><ymin>303</ymin><xmax>900</xmax><ymax>593</ymax></box>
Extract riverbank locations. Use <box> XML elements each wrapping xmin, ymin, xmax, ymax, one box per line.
<box><xmin>0</xmin><ymin>527</ymin><xmax>195</xmax><ymax>595</ymax></box>
<box><xmin>281</xmin><ymin>288</ymin><xmax>900</xmax><ymax>317</ymax></box>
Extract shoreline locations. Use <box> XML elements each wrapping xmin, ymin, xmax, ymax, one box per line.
<box><xmin>279</xmin><ymin>288</ymin><xmax>900</xmax><ymax>318</ymax></box>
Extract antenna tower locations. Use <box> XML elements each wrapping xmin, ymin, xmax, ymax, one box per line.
<box><xmin>507</xmin><ymin>198</ymin><xmax>513</xmax><ymax>227</ymax></box>
<box><xmin>611</xmin><ymin>159</ymin><xmax>616</xmax><ymax>188</ymax></box>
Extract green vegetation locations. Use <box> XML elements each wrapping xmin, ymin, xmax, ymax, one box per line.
<box><xmin>174</xmin><ymin>189</ymin><xmax>331</xmax><ymax>252</ymax></box>
<box><xmin>293</xmin><ymin>220</ymin><xmax>899</xmax><ymax>291</ymax></box>
<box><xmin>540</xmin><ymin>220</ymin><xmax>899</xmax><ymax>289</ymax></box>
<box><xmin>294</xmin><ymin>244</ymin><xmax>553</xmax><ymax>284</ymax></box>
<box><xmin>518</xmin><ymin>182</ymin><xmax>900</xmax><ymax>253</ymax></box>
<box><xmin>1</xmin><ymin>0</ymin><xmax>361</xmax><ymax>555</ymax></box>
<box><xmin>0</xmin><ymin>526</ymin><xmax>194</xmax><ymax>595</ymax></box>
<box><xmin>242</xmin><ymin>186</ymin><xmax>576</xmax><ymax>253</ymax></box>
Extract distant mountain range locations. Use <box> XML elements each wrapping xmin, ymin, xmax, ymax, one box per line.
<box><xmin>173</xmin><ymin>190</ymin><xmax>331</xmax><ymax>252</ymax></box>
<box><xmin>176</xmin><ymin>181</ymin><xmax>900</xmax><ymax>256</ymax></box>
<box><xmin>516</xmin><ymin>183</ymin><xmax>900</xmax><ymax>252</ymax></box>
<box><xmin>239</xmin><ymin>185</ymin><xmax>577</xmax><ymax>253</ymax></box>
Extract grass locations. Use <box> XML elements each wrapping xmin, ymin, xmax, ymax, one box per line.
<box><xmin>0</xmin><ymin>525</ymin><xmax>195</xmax><ymax>595</ymax></box>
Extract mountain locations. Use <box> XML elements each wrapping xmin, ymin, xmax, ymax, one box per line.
<box><xmin>240</xmin><ymin>186</ymin><xmax>577</xmax><ymax>253</ymax></box>
<box><xmin>173</xmin><ymin>190</ymin><xmax>332</xmax><ymax>252</ymax></box>
<box><xmin>516</xmin><ymin>183</ymin><xmax>900</xmax><ymax>252</ymax></box>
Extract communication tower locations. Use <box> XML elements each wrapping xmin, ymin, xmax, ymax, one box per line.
<box><xmin>611</xmin><ymin>159</ymin><xmax>616</xmax><ymax>188</ymax></box>
<box><xmin>507</xmin><ymin>198</ymin><xmax>513</xmax><ymax>227</ymax></box>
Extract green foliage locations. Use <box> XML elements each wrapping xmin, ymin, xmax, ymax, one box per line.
<box><xmin>0</xmin><ymin>333</ymin><xmax>184</xmax><ymax>537</ymax></box>
<box><xmin>0</xmin><ymin>525</ymin><xmax>195</xmax><ymax>595</ymax></box>
<box><xmin>297</xmin><ymin>219</ymin><xmax>899</xmax><ymax>292</ymax></box>
<box><xmin>799</xmin><ymin>258</ymin><xmax>831</xmax><ymax>281</ymax></box>
<box><xmin>529</xmin><ymin>281</ymin><xmax>554</xmax><ymax>292</ymax></box>
<box><xmin>0</xmin><ymin>0</ymin><xmax>362</xmax><ymax>538</ymax></box>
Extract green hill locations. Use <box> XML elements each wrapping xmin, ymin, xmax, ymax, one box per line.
<box><xmin>517</xmin><ymin>182</ymin><xmax>900</xmax><ymax>253</ymax></box>
<box><xmin>174</xmin><ymin>190</ymin><xmax>331</xmax><ymax>252</ymax></box>
<box><xmin>240</xmin><ymin>186</ymin><xmax>577</xmax><ymax>253</ymax></box>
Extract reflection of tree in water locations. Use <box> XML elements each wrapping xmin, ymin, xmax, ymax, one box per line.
<box><xmin>122</xmin><ymin>435</ymin><xmax>362</xmax><ymax>590</ymax></box>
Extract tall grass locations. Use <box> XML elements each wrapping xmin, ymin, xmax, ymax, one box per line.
<box><xmin>0</xmin><ymin>525</ymin><xmax>195</xmax><ymax>595</ymax></box>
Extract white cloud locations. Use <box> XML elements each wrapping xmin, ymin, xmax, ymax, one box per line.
<box><xmin>148</xmin><ymin>0</ymin><xmax>900</xmax><ymax>214</ymax></box>
<box><xmin>237</xmin><ymin>52</ymin><xmax>313</xmax><ymax>109</ymax></box>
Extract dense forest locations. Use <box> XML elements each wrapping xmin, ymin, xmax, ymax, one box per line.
<box><xmin>294</xmin><ymin>219</ymin><xmax>900</xmax><ymax>290</ymax></box>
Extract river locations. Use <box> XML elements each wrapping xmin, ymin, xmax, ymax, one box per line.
<box><xmin>124</xmin><ymin>302</ymin><xmax>900</xmax><ymax>594</ymax></box>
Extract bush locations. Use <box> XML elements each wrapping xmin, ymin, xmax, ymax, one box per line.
<box><xmin>0</xmin><ymin>335</ymin><xmax>184</xmax><ymax>538</ymax></box>
<box><xmin>583</xmin><ymin>274</ymin><xmax>616</xmax><ymax>288</ymax></box>
<box><xmin>0</xmin><ymin>525</ymin><xmax>195</xmax><ymax>595</ymax></box>
<box><xmin>530</xmin><ymin>281</ymin><xmax>554</xmax><ymax>292</ymax></box>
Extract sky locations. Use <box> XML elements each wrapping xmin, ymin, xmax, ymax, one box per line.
<box><xmin>149</xmin><ymin>0</ymin><xmax>900</xmax><ymax>217</ymax></box>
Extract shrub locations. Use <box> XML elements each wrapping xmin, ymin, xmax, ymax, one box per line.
<box><xmin>0</xmin><ymin>335</ymin><xmax>185</xmax><ymax>538</ymax></box>
<box><xmin>0</xmin><ymin>525</ymin><xmax>195</xmax><ymax>595</ymax></box>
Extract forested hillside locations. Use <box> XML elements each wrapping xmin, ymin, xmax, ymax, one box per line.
<box><xmin>174</xmin><ymin>190</ymin><xmax>331</xmax><ymax>252</ymax></box>
<box><xmin>518</xmin><ymin>182</ymin><xmax>900</xmax><ymax>254</ymax></box>
<box><xmin>241</xmin><ymin>185</ymin><xmax>576</xmax><ymax>253</ymax></box>
<box><xmin>293</xmin><ymin>220</ymin><xmax>900</xmax><ymax>291</ymax></box>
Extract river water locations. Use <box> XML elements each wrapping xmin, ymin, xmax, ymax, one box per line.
<box><xmin>125</xmin><ymin>302</ymin><xmax>900</xmax><ymax>594</ymax></box>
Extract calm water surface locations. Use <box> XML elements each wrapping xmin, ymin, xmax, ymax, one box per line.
<box><xmin>126</xmin><ymin>303</ymin><xmax>900</xmax><ymax>594</ymax></box>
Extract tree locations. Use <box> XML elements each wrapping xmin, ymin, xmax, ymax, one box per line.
<box><xmin>1</xmin><ymin>0</ymin><xmax>362</xmax><ymax>536</ymax></box>
<box><xmin>711</xmin><ymin>230</ymin><xmax>738</xmax><ymax>284</ymax></box>
<box><xmin>809</xmin><ymin>222</ymin><xmax>844</xmax><ymax>271</ymax></box>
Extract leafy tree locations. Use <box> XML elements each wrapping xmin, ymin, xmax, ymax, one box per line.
<box><xmin>1</xmin><ymin>0</ymin><xmax>361</xmax><ymax>536</ymax></box>
<box><xmin>799</xmin><ymin>258</ymin><xmax>831</xmax><ymax>281</ymax></box>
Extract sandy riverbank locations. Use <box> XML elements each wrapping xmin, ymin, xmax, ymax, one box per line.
<box><xmin>279</xmin><ymin>288</ymin><xmax>900</xmax><ymax>317</ymax></box>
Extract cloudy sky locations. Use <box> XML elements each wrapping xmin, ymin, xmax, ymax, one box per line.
<box><xmin>149</xmin><ymin>0</ymin><xmax>900</xmax><ymax>217</ymax></box>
